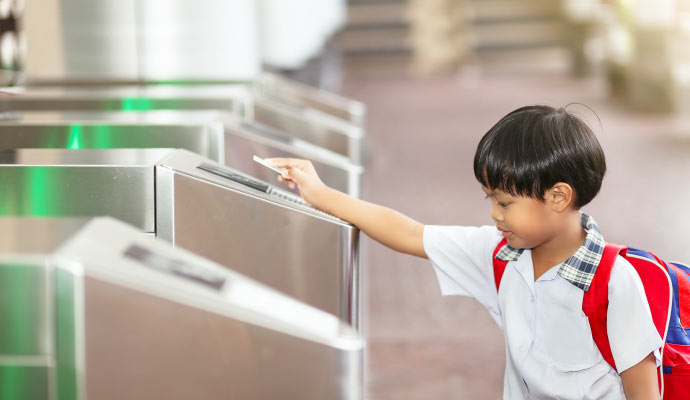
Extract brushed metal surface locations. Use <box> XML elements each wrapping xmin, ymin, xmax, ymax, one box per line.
<box><xmin>82</xmin><ymin>277</ymin><xmax>362</xmax><ymax>400</ymax></box>
<box><xmin>0</xmin><ymin>255</ymin><xmax>55</xmax><ymax>400</ymax></box>
<box><xmin>155</xmin><ymin>150</ymin><xmax>360</xmax><ymax>326</ymax></box>
<box><xmin>0</xmin><ymin>110</ymin><xmax>361</xmax><ymax>195</ymax></box>
<box><xmin>57</xmin><ymin>217</ymin><xmax>364</xmax><ymax>400</ymax></box>
<box><xmin>257</xmin><ymin>73</ymin><xmax>366</xmax><ymax>126</ymax></box>
<box><xmin>251</xmin><ymin>94</ymin><xmax>364</xmax><ymax>164</ymax></box>
<box><xmin>0</xmin><ymin>262</ymin><xmax>51</xmax><ymax>356</ymax></box>
<box><xmin>0</xmin><ymin>216</ymin><xmax>364</xmax><ymax>400</ymax></box>
<box><xmin>0</xmin><ymin>86</ymin><xmax>363</xmax><ymax>163</ymax></box>
<box><xmin>24</xmin><ymin>0</ymin><xmax>260</xmax><ymax>82</ymax></box>
<box><xmin>0</xmin><ymin>85</ymin><xmax>249</xmax><ymax>113</ymax></box>
<box><xmin>0</xmin><ymin>149</ymin><xmax>167</xmax><ymax>232</ymax></box>
<box><xmin>0</xmin><ymin>217</ymin><xmax>89</xmax><ymax>253</ymax></box>
<box><xmin>224</xmin><ymin>120</ymin><xmax>362</xmax><ymax>197</ymax></box>
<box><xmin>0</xmin><ymin>122</ymin><xmax>225</xmax><ymax>163</ymax></box>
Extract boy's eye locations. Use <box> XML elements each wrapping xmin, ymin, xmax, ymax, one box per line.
<box><xmin>499</xmin><ymin>202</ymin><xmax>509</xmax><ymax>207</ymax></box>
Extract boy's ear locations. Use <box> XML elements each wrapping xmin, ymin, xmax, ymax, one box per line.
<box><xmin>547</xmin><ymin>182</ymin><xmax>575</xmax><ymax>212</ymax></box>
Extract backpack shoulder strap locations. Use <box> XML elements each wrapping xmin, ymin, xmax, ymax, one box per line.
<box><xmin>582</xmin><ymin>243</ymin><xmax>626</xmax><ymax>372</ymax></box>
<box><xmin>493</xmin><ymin>238</ymin><xmax>509</xmax><ymax>291</ymax></box>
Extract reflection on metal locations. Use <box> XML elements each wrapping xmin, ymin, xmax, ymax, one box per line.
<box><xmin>0</xmin><ymin>217</ymin><xmax>89</xmax><ymax>253</ymax></box>
<box><xmin>0</xmin><ymin>217</ymin><xmax>364</xmax><ymax>399</ymax></box>
<box><xmin>23</xmin><ymin>0</ymin><xmax>260</xmax><ymax>82</ymax></box>
<box><xmin>0</xmin><ymin>148</ymin><xmax>169</xmax><ymax>231</ymax></box>
<box><xmin>0</xmin><ymin>85</ymin><xmax>249</xmax><ymax>113</ymax></box>
<box><xmin>251</xmin><ymin>93</ymin><xmax>364</xmax><ymax>165</ymax></box>
<box><xmin>0</xmin><ymin>147</ymin><xmax>361</xmax><ymax>325</ymax></box>
<box><xmin>224</xmin><ymin>118</ymin><xmax>363</xmax><ymax>197</ymax></box>
<box><xmin>0</xmin><ymin>119</ymin><xmax>225</xmax><ymax>163</ymax></box>
<box><xmin>0</xmin><ymin>85</ymin><xmax>364</xmax><ymax>163</ymax></box>
<box><xmin>155</xmin><ymin>150</ymin><xmax>361</xmax><ymax>327</ymax></box>
<box><xmin>0</xmin><ymin>110</ymin><xmax>363</xmax><ymax>196</ymax></box>
<box><xmin>257</xmin><ymin>73</ymin><xmax>366</xmax><ymax>126</ymax></box>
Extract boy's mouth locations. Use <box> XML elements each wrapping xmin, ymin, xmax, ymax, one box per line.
<box><xmin>497</xmin><ymin>227</ymin><xmax>513</xmax><ymax>238</ymax></box>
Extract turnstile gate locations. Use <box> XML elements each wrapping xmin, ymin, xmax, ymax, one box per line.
<box><xmin>251</xmin><ymin>92</ymin><xmax>364</xmax><ymax>165</ymax></box>
<box><xmin>0</xmin><ymin>84</ymin><xmax>364</xmax><ymax>164</ymax></box>
<box><xmin>0</xmin><ymin>148</ymin><xmax>360</xmax><ymax>326</ymax></box>
<box><xmin>0</xmin><ymin>120</ymin><xmax>224</xmax><ymax>163</ymax></box>
<box><xmin>0</xmin><ymin>110</ymin><xmax>362</xmax><ymax>196</ymax></box>
<box><xmin>256</xmin><ymin>72</ymin><xmax>366</xmax><ymax>127</ymax></box>
<box><xmin>156</xmin><ymin>149</ymin><xmax>361</xmax><ymax>327</ymax></box>
<box><xmin>0</xmin><ymin>148</ymin><xmax>170</xmax><ymax>233</ymax></box>
<box><xmin>225</xmin><ymin>118</ymin><xmax>362</xmax><ymax>197</ymax></box>
<box><xmin>0</xmin><ymin>217</ymin><xmax>364</xmax><ymax>399</ymax></box>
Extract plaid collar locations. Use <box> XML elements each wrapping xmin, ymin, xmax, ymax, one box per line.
<box><xmin>494</xmin><ymin>212</ymin><xmax>605</xmax><ymax>291</ymax></box>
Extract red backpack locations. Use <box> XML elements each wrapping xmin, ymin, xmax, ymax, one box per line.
<box><xmin>492</xmin><ymin>239</ymin><xmax>690</xmax><ymax>399</ymax></box>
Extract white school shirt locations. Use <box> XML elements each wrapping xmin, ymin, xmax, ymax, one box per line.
<box><xmin>424</xmin><ymin>225</ymin><xmax>663</xmax><ymax>399</ymax></box>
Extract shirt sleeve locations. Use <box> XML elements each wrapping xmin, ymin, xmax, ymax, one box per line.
<box><xmin>423</xmin><ymin>225</ymin><xmax>503</xmax><ymax>319</ymax></box>
<box><xmin>607</xmin><ymin>256</ymin><xmax>664</xmax><ymax>373</ymax></box>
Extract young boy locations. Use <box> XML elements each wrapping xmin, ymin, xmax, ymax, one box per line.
<box><xmin>267</xmin><ymin>105</ymin><xmax>662</xmax><ymax>399</ymax></box>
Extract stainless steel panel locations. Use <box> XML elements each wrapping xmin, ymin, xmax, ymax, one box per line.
<box><xmin>257</xmin><ymin>73</ymin><xmax>366</xmax><ymax>126</ymax></box>
<box><xmin>24</xmin><ymin>0</ymin><xmax>260</xmax><ymax>82</ymax></box>
<box><xmin>155</xmin><ymin>150</ymin><xmax>360</xmax><ymax>327</ymax></box>
<box><xmin>0</xmin><ymin>218</ymin><xmax>96</xmax><ymax>400</ymax></box>
<box><xmin>0</xmin><ymin>149</ymin><xmax>168</xmax><ymax>232</ymax></box>
<box><xmin>0</xmin><ymin>85</ymin><xmax>248</xmax><ymax>113</ymax></box>
<box><xmin>224</xmin><ymin>119</ymin><xmax>362</xmax><ymax>197</ymax></box>
<box><xmin>0</xmin><ymin>262</ymin><xmax>51</xmax><ymax>356</ymax></box>
<box><xmin>251</xmin><ymin>94</ymin><xmax>364</xmax><ymax>164</ymax></box>
<box><xmin>0</xmin><ymin>121</ymin><xmax>225</xmax><ymax>163</ymax></box>
<box><xmin>0</xmin><ymin>217</ymin><xmax>89</xmax><ymax>253</ymax></box>
<box><xmin>0</xmin><ymin>365</ymin><xmax>51</xmax><ymax>399</ymax></box>
<box><xmin>56</xmin><ymin>217</ymin><xmax>364</xmax><ymax>399</ymax></box>
<box><xmin>0</xmin><ymin>254</ymin><xmax>54</xmax><ymax>400</ymax></box>
<box><xmin>0</xmin><ymin>217</ymin><xmax>364</xmax><ymax>399</ymax></box>
<box><xmin>59</xmin><ymin>0</ymin><xmax>139</xmax><ymax>80</ymax></box>
<box><xmin>0</xmin><ymin>218</ymin><xmax>90</xmax><ymax>400</ymax></box>
<box><xmin>0</xmin><ymin>85</ymin><xmax>363</xmax><ymax>163</ymax></box>
<box><xmin>0</xmin><ymin>110</ymin><xmax>362</xmax><ymax>196</ymax></box>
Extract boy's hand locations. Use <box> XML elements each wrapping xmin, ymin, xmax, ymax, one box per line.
<box><xmin>264</xmin><ymin>157</ymin><xmax>328</xmax><ymax>206</ymax></box>
<box><xmin>267</xmin><ymin>157</ymin><xmax>426</xmax><ymax>258</ymax></box>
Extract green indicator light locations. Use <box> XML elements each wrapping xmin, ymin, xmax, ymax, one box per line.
<box><xmin>0</xmin><ymin>167</ymin><xmax>58</xmax><ymax>217</ymax></box>
<box><xmin>67</xmin><ymin>125</ymin><xmax>82</xmax><ymax>149</ymax></box>
<box><xmin>26</xmin><ymin>167</ymin><xmax>55</xmax><ymax>217</ymax></box>
<box><xmin>121</xmin><ymin>98</ymin><xmax>135</xmax><ymax>111</ymax></box>
<box><xmin>121</xmin><ymin>97</ymin><xmax>153</xmax><ymax>111</ymax></box>
<box><xmin>93</xmin><ymin>124</ymin><xmax>113</xmax><ymax>149</ymax></box>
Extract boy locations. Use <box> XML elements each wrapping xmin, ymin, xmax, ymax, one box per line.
<box><xmin>267</xmin><ymin>105</ymin><xmax>662</xmax><ymax>399</ymax></box>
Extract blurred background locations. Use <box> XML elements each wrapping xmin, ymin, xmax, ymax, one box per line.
<box><xmin>2</xmin><ymin>0</ymin><xmax>690</xmax><ymax>399</ymax></box>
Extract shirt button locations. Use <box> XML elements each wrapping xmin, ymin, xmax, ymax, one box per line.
<box><xmin>529</xmin><ymin>295</ymin><xmax>534</xmax><ymax>302</ymax></box>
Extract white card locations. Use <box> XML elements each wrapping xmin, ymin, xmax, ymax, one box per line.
<box><xmin>253</xmin><ymin>155</ymin><xmax>287</xmax><ymax>176</ymax></box>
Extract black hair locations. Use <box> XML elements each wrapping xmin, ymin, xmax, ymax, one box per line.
<box><xmin>473</xmin><ymin>105</ymin><xmax>606</xmax><ymax>209</ymax></box>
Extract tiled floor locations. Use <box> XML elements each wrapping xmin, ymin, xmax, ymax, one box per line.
<box><xmin>340</xmin><ymin>57</ymin><xmax>690</xmax><ymax>399</ymax></box>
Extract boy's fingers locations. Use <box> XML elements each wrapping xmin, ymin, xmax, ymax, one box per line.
<box><xmin>287</xmin><ymin>166</ymin><xmax>308</xmax><ymax>181</ymax></box>
<box><xmin>266</xmin><ymin>158</ymin><xmax>312</xmax><ymax>172</ymax></box>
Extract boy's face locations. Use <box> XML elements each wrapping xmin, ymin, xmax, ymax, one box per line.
<box><xmin>482</xmin><ymin>187</ymin><xmax>557</xmax><ymax>250</ymax></box>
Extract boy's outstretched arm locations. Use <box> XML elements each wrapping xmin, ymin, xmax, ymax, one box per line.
<box><xmin>266</xmin><ymin>158</ymin><xmax>427</xmax><ymax>258</ymax></box>
<box><xmin>620</xmin><ymin>352</ymin><xmax>660</xmax><ymax>400</ymax></box>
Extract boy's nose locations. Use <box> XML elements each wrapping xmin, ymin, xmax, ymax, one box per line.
<box><xmin>490</xmin><ymin>204</ymin><xmax>503</xmax><ymax>222</ymax></box>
